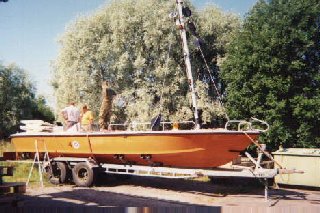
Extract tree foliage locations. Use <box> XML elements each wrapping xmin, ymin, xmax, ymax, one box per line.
<box><xmin>52</xmin><ymin>0</ymin><xmax>240</xmax><ymax>127</ymax></box>
<box><xmin>0</xmin><ymin>63</ymin><xmax>55</xmax><ymax>138</ymax></box>
<box><xmin>221</xmin><ymin>0</ymin><xmax>320</xmax><ymax>149</ymax></box>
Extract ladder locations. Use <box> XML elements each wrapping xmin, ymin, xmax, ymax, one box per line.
<box><xmin>26</xmin><ymin>139</ymin><xmax>50</xmax><ymax>187</ymax></box>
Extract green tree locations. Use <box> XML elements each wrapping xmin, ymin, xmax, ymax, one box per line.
<box><xmin>0</xmin><ymin>63</ymin><xmax>54</xmax><ymax>138</ymax></box>
<box><xmin>31</xmin><ymin>95</ymin><xmax>55</xmax><ymax>123</ymax></box>
<box><xmin>52</xmin><ymin>0</ymin><xmax>240</xmax><ymax>127</ymax></box>
<box><xmin>221</xmin><ymin>0</ymin><xmax>320</xmax><ymax>149</ymax></box>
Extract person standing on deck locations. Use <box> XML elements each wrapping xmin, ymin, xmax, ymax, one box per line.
<box><xmin>61</xmin><ymin>102</ymin><xmax>80</xmax><ymax>130</ymax></box>
<box><xmin>99</xmin><ymin>81</ymin><xmax>116</xmax><ymax>131</ymax></box>
<box><xmin>81</xmin><ymin>104</ymin><xmax>94</xmax><ymax>131</ymax></box>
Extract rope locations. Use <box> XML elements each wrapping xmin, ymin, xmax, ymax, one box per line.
<box><xmin>243</xmin><ymin>132</ymin><xmax>283</xmax><ymax>169</ymax></box>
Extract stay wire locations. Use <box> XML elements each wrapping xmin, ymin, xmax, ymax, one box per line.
<box><xmin>197</xmin><ymin>45</ymin><xmax>230</xmax><ymax>121</ymax></box>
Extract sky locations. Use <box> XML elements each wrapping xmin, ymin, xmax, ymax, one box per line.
<box><xmin>0</xmin><ymin>0</ymin><xmax>258</xmax><ymax>108</ymax></box>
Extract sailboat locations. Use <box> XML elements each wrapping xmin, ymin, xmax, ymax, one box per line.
<box><xmin>7</xmin><ymin>0</ymin><xmax>267</xmax><ymax>169</ymax></box>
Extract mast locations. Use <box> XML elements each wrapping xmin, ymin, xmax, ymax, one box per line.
<box><xmin>176</xmin><ymin>0</ymin><xmax>200</xmax><ymax>129</ymax></box>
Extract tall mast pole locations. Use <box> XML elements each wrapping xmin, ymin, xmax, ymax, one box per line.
<box><xmin>176</xmin><ymin>0</ymin><xmax>200</xmax><ymax>129</ymax></box>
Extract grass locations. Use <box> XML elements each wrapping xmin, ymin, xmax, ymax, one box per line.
<box><xmin>0</xmin><ymin>139</ymin><xmax>14</xmax><ymax>152</ymax></box>
<box><xmin>0</xmin><ymin>140</ymin><xmax>51</xmax><ymax>186</ymax></box>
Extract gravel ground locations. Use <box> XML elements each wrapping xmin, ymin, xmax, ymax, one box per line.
<box><xmin>13</xmin><ymin>176</ymin><xmax>320</xmax><ymax>209</ymax></box>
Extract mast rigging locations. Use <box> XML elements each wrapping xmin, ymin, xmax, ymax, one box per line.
<box><xmin>175</xmin><ymin>0</ymin><xmax>200</xmax><ymax>129</ymax></box>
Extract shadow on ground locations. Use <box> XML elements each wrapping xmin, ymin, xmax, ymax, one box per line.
<box><xmin>2</xmin><ymin>174</ymin><xmax>318</xmax><ymax>208</ymax></box>
<box><xmin>96</xmin><ymin>174</ymin><xmax>313</xmax><ymax>202</ymax></box>
<box><xmin>20</xmin><ymin>187</ymin><xmax>211</xmax><ymax>207</ymax></box>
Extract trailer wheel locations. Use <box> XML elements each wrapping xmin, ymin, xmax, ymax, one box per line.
<box><xmin>72</xmin><ymin>162</ymin><xmax>94</xmax><ymax>187</ymax></box>
<box><xmin>49</xmin><ymin>162</ymin><xmax>67</xmax><ymax>185</ymax></box>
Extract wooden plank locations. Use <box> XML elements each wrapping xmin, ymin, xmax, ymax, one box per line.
<box><xmin>2</xmin><ymin>152</ymin><xmax>17</xmax><ymax>161</ymax></box>
<box><xmin>0</xmin><ymin>182</ymin><xmax>26</xmax><ymax>194</ymax></box>
<box><xmin>0</xmin><ymin>186</ymin><xmax>10</xmax><ymax>194</ymax></box>
<box><xmin>0</xmin><ymin>166</ymin><xmax>14</xmax><ymax>176</ymax></box>
<box><xmin>7</xmin><ymin>166</ymin><xmax>14</xmax><ymax>176</ymax></box>
<box><xmin>13</xmin><ymin>184</ymin><xmax>26</xmax><ymax>194</ymax></box>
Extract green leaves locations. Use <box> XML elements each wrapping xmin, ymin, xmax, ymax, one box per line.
<box><xmin>52</xmin><ymin>0</ymin><xmax>240</xmax><ymax>127</ymax></box>
<box><xmin>221</xmin><ymin>0</ymin><xmax>320</xmax><ymax>149</ymax></box>
<box><xmin>0</xmin><ymin>63</ymin><xmax>54</xmax><ymax>138</ymax></box>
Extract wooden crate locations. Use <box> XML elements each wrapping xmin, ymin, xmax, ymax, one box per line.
<box><xmin>0</xmin><ymin>166</ymin><xmax>14</xmax><ymax>176</ymax></box>
<box><xmin>0</xmin><ymin>182</ymin><xmax>26</xmax><ymax>194</ymax></box>
<box><xmin>0</xmin><ymin>162</ymin><xmax>26</xmax><ymax>206</ymax></box>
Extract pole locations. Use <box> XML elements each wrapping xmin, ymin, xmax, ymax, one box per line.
<box><xmin>264</xmin><ymin>178</ymin><xmax>269</xmax><ymax>202</ymax></box>
<box><xmin>176</xmin><ymin>0</ymin><xmax>200</xmax><ymax>129</ymax></box>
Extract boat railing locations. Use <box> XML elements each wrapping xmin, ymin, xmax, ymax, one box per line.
<box><xmin>225</xmin><ymin>118</ymin><xmax>269</xmax><ymax>132</ymax></box>
<box><xmin>108</xmin><ymin>121</ymin><xmax>195</xmax><ymax>131</ymax></box>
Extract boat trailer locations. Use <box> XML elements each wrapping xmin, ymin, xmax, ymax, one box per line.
<box><xmin>4</xmin><ymin>137</ymin><xmax>303</xmax><ymax>201</ymax></box>
<box><xmin>18</xmin><ymin>145</ymin><xmax>301</xmax><ymax>202</ymax></box>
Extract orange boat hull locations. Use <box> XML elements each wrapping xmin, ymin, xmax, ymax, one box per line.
<box><xmin>10</xmin><ymin>130</ymin><xmax>259</xmax><ymax>168</ymax></box>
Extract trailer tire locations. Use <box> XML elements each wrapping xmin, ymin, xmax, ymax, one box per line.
<box><xmin>72</xmin><ymin>162</ymin><xmax>94</xmax><ymax>187</ymax></box>
<box><xmin>49</xmin><ymin>162</ymin><xmax>67</xmax><ymax>185</ymax></box>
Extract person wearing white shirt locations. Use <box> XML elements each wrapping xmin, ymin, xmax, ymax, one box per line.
<box><xmin>61</xmin><ymin>102</ymin><xmax>80</xmax><ymax>130</ymax></box>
